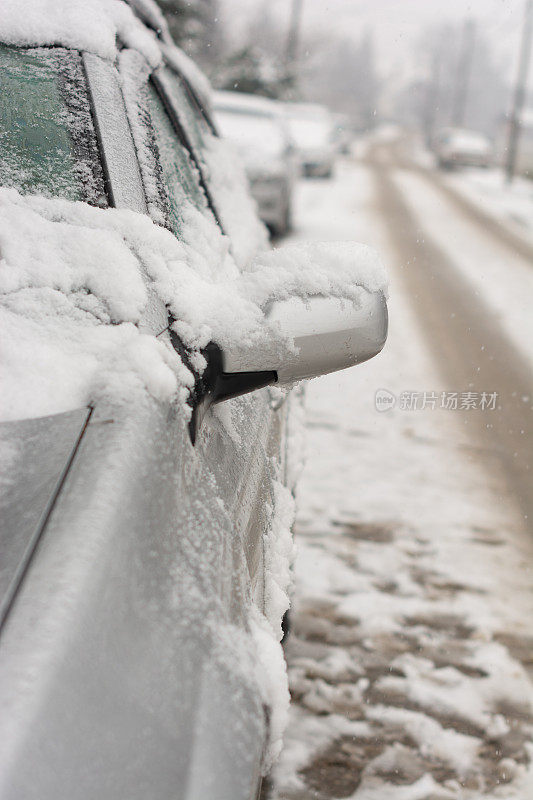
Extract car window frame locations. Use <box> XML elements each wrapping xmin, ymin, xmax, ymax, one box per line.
<box><xmin>144</xmin><ymin>75</ymin><xmax>211</xmax><ymax>234</ymax></box>
<box><xmin>83</xmin><ymin>53</ymin><xmax>147</xmax><ymax>214</ymax></box>
<box><xmin>150</xmin><ymin>65</ymin><xmax>226</xmax><ymax>234</ymax></box>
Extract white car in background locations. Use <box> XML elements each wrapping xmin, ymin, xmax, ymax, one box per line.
<box><xmin>284</xmin><ymin>102</ymin><xmax>336</xmax><ymax>178</ymax></box>
<box><xmin>213</xmin><ymin>90</ymin><xmax>295</xmax><ymax>236</ymax></box>
<box><xmin>434</xmin><ymin>127</ymin><xmax>493</xmax><ymax>170</ymax></box>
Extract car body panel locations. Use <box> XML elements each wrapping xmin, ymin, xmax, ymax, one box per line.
<box><xmin>0</xmin><ymin>408</ymin><xmax>90</xmax><ymax>626</ymax></box>
<box><xmin>0</xmin><ymin>401</ymin><xmax>266</xmax><ymax>800</ymax></box>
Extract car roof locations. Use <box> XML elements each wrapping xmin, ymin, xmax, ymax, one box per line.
<box><xmin>0</xmin><ymin>0</ymin><xmax>213</xmax><ymax>113</ymax></box>
<box><xmin>0</xmin><ymin>0</ymin><xmax>161</xmax><ymax>65</ymax></box>
<box><xmin>284</xmin><ymin>102</ymin><xmax>332</xmax><ymax>120</ymax></box>
<box><xmin>213</xmin><ymin>90</ymin><xmax>282</xmax><ymax>118</ymax></box>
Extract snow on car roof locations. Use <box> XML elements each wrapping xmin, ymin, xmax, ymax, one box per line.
<box><xmin>284</xmin><ymin>102</ymin><xmax>332</xmax><ymax>120</ymax></box>
<box><xmin>125</xmin><ymin>0</ymin><xmax>171</xmax><ymax>42</ymax></box>
<box><xmin>214</xmin><ymin>90</ymin><xmax>282</xmax><ymax>119</ymax></box>
<box><xmin>0</xmin><ymin>0</ymin><xmax>213</xmax><ymax>111</ymax></box>
<box><xmin>0</xmin><ymin>0</ymin><xmax>162</xmax><ymax>66</ymax></box>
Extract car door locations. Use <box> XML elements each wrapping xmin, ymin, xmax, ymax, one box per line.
<box><xmin>0</xmin><ymin>46</ymin><xmax>276</xmax><ymax>800</ymax></box>
<box><xmin>119</xmin><ymin>49</ymin><xmax>290</xmax><ymax>611</ymax></box>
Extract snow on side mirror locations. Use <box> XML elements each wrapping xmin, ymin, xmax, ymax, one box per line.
<box><xmin>189</xmin><ymin>239</ymin><xmax>388</xmax><ymax>442</ymax></box>
<box><xmin>224</xmin><ymin>291</ymin><xmax>388</xmax><ymax>384</ymax></box>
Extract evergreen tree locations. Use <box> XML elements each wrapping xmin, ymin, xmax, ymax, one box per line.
<box><xmin>210</xmin><ymin>4</ymin><xmax>294</xmax><ymax>99</ymax></box>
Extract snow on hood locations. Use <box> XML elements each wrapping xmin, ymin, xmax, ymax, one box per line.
<box><xmin>0</xmin><ymin>187</ymin><xmax>387</xmax><ymax>422</ymax></box>
<box><xmin>0</xmin><ymin>0</ymin><xmax>161</xmax><ymax>66</ymax></box>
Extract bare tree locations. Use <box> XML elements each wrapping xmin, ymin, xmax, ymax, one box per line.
<box><xmin>399</xmin><ymin>21</ymin><xmax>507</xmax><ymax>139</ymax></box>
<box><xmin>299</xmin><ymin>30</ymin><xmax>380</xmax><ymax>127</ymax></box>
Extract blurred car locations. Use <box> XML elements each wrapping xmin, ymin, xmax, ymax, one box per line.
<box><xmin>284</xmin><ymin>103</ymin><xmax>336</xmax><ymax>178</ymax></box>
<box><xmin>0</xmin><ymin>1</ymin><xmax>388</xmax><ymax>798</ymax></box>
<box><xmin>434</xmin><ymin>127</ymin><xmax>493</xmax><ymax>170</ymax></box>
<box><xmin>213</xmin><ymin>90</ymin><xmax>295</xmax><ymax>236</ymax></box>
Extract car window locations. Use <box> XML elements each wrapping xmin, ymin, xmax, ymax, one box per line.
<box><xmin>155</xmin><ymin>67</ymin><xmax>269</xmax><ymax>267</ymax></box>
<box><xmin>0</xmin><ymin>45</ymin><xmax>107</xmax><ymax>206</ymax></box>
<box><xmin>156</xmin><ymin>68</ymin><xmax>212</xmax><ymax>162</ymax></box>
<box><xmin>146</xmin><ymin>80</ymin><xmax>209</xmax><ymax>235</ymax></box>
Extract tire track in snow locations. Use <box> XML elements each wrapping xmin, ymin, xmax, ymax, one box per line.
<box><xmin>368</xmin><ymin>143</ymin><xmax>533</xmax><ymax>535</ymax></box>
<box><xmin>392</xmin><ymin>143</ymin><xmax>533</xmax><ymax>266</ymax></box>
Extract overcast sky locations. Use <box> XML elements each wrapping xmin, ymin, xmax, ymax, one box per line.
<box><xmin>221</xmin><ymin>0</ymin><xmax>530</xmax><ymax>84</ymax></box>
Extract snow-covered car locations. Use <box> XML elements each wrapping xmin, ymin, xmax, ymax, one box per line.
<box><xmin>0</xmin><ymin>2</ymin><xmax>388</xmax><ymax>799</ymax></box>
<box><xmin>213</xmin><ymin>90</ymin><xmax>295</xmax><ymax>236</ymax></box>
<box><xmin>284</xmin><ymin>102</ymin><xmax>336</xmax><ymax>178</ymax></box>
<box><xmin>434</xmin><ymin>127</ymin><xmax>493</xmax><ymax>170</ymax></box>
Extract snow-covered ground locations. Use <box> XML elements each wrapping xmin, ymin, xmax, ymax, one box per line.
<box><xmin>443</xmin><ymin>168</ymin><xmax>533</xmax><ymax>245</ymax></box>
<box><xmin>269</xmin><ymin>159</ymin><xmax>533</xmax><ymax>799</ymax></box>
<box><xmin>407</xmin><ymin>135</ymin><xmax>533</xmax><ymax>247</ymax></box>
<box><xmin>392</xmin><ymin>169</ymin><xmax>533</xmax><ymax>372</ymax></box>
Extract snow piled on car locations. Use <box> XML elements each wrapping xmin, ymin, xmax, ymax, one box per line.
<box><xmin>0</xmin><ymin>129</ymin><xmax>386</xmax><ymax>773</ymax></box>
<box><xmin>0</xmin><ymin>0</ymin><xmax>161</xmax><ymax>66</ymax></box>
<box><xmin>0</xmin><ymin>183</ymin><xmax>386</xmax><ymax>769</ymax></box>
<box><xmin>0</xmin><ymin>187</ymin><xmax>387</xmax><ymax>422</ymax></box>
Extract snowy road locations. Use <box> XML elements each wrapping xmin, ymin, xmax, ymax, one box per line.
<box><xmin>372</xmin><ymin>140</ymin><xmax>533</xmax><ymax>529</ymax></box>
<box><xmin>268</xmin><ymin>147</ymin><xmax>533</xmax><ymax>799</ymax></box>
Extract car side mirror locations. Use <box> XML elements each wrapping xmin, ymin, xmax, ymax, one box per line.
<box><xmin>189</xmin><ymin>286</ymin><xmax>387</xmax><ymax>442</ymax></box>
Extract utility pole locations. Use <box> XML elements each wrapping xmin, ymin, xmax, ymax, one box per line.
<box><xmin>505</xmin><ymin>0</ymin><xmax>533</xmax><ymax>183</ymax></box>
<box><xmin>452</xmin><ymin>19</ymin><xmax>476</xmax><ymax>127</ymax></box>
<box><xmin>424</xmin><ymin>34</ymin><xmax>444</xmax><ymax>146</ymax></box>
<box><xmin>284</xmin><ymin>0</ymin><xmax>304</xmax><ymax>79</ymax></box>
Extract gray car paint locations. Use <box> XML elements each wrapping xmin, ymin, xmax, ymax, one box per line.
<box><xmin>0</xmin><ymin>401</ymin><xmax>269</xmax><ymax>800</ymax></box>
<box><xmin>0</xmin><ymin>408</ymin><xmax>90</xmax><ymax>627</ymax></box>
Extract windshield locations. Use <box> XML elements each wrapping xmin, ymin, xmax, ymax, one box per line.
<box><xmin>215</xmin><ymin>108</ymin><xmax>285</xmax><ymax>157</ymax></box>
<box><xmin>0</xmin><ymin>45</ymin><xmax>107</xmax><ymax>206</ymax></box>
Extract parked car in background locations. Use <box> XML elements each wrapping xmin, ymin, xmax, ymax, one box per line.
<box><xmin>284</xmin><ymin>102</ymin><xmax>336</xmax><ymax>178</ymax></box>
<box><xmin>434</xmin><ymin>127</ymin><xmax>493</xmax><ymax>170</ymax></box>
<box><xmin>0</xmin><ymin>1</ymin><xmax>388</xmax><ymax>799</ymax></box>
<box><xmin>213</xmin><ymin>90</ymin><xmax>295</xmax><ymax>236</ymax></box>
